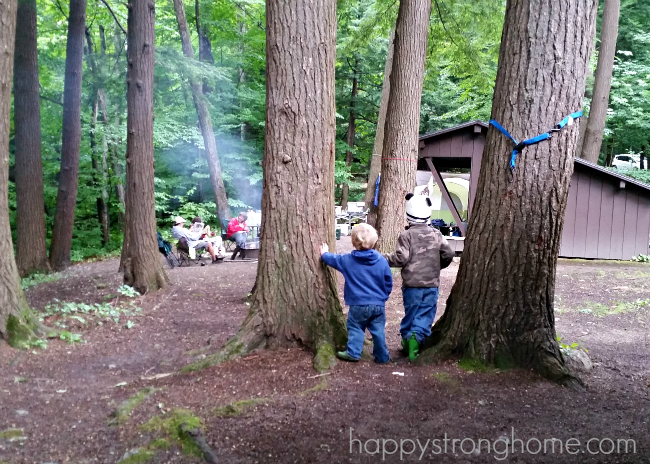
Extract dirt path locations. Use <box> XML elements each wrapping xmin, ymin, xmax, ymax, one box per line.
<box><xmin>1</xmin><ymin>238</ymin><xmax>649</xmax><ymax>463</ymax></box>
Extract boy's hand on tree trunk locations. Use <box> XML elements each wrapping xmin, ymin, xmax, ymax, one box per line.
<box><xmin>319</xmin><ymin>243</ymin><xmax>329</xmax><ymax>255</ymax></box>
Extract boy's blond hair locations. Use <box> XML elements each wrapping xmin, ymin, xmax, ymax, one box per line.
<box><xmin>351</xmin><ymin>223</ymin><xmax>378</xmax><ymax>251</ymax></box>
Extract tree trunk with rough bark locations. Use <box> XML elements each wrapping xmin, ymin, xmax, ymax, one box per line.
<box><xmin>49</xmin><ymin>0</ymin><xmax>87</xmax><ymax>271</ymax></box>
<box><xmin>375</xmin><ymin>1</ymin><xmax>431</xmax><ymax>253</ymax></box>
<box><xmin>364</xmin><ymin>31</ymin><xmax>394</xmax><ymax>227</ymax></box>
<box><xmin>200</xmin><ymin>0</ymin><xmax>346</xmax><ymax>372</ymax></box>
<box><xmin>0</xmin><ymin>0</ymin><xmax>41</xmax><ymax>347</ymax></box>
<box><xmin>121</xmin><ymin>0</ymin><xmax>168</xmax><ymax>294</ymax></box>
<box><xmin>422</xmin><ymin>0</ymin><xmax>598</xmax><ymax>384</ymax></box>
<box><xmin>13</xmin><ymin>0</ymin><xmax>50</xmax><ymax>277</ymax></box>
<box><xmin>172</xmin><ymin>0</ymin><xmax>232</xmax><ymax>223</ymax></box>
<box><xmin>580</xmin><ymin>0</ymin><xmax>619</xmax><ymax>164</ymax></box>
<box><xmin>340</xmin><ymin>59</ymin><xmax>358</xmax><ymax>211</ymax></box>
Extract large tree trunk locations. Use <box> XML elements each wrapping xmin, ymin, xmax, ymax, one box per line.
<box><xmin>374</xmin><ymin>1</ymin><xmax>431</xmax><ymax>253</ymax></box>
<box><xmin>340</xmin><ymin>59</ymin><xmax>358</xmax><ymax>211</ymax></box>
<box><xmin>0</xmin><ymin>0</ymin><xmax>40</xmax><ymax>347</ymax></box>
<box><xmin>423</xmin><ymin>0</ymin><xmax>598</xmax><ymax>383</ymax></box>
<box><xmin>172</xmin><ymin>0</ymin><xmax>232</xmax><ymax>223</ymax></box>
<box><xmin>208</xmin><ymin>0</ymin><xmax>347</xmax><ymax>372</ymax></box>
<box><xmin>121</xmin><ymin>0</ymin><xmax>168</xmax><ymax>294</ymax></box>
<box><xmin>364</xmin><ymin>30</ymin><xmax>394</xmax><ymax>227</ymax></box>
<box><xmin>49</xmin><ymin>0</ymin><xmax>88</xmax><ymax>271</ymax></box>
<box><xmin>579</xmin><ymin>0</ymin><xmax>620</xmax><ymax>164</ymax></box>
<box><xmin>13</xmin><ymin>0</ymin><xmax>50</xmax><ymax>277</ymax></box>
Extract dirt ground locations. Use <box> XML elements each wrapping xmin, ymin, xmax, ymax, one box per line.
<box><xmin>1</xmin><ymin>236</ymin><xmax>649</xmax><ymax>463</ymax></box>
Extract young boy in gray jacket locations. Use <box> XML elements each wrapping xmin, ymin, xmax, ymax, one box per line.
<box><xmin>383</xmin><ymin>193</ymin><xmax>455</xmax><ymax>361</ymax></box>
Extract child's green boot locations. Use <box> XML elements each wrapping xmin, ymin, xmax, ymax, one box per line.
<box><xmin>336</xmin><ymin>351</ymin><xmax>359</xmax><ymax>362</ymax></box>
<box><xmin>408</xmin><ymin>333</ymin><xmax>419</xmax><ymax>361</ymax></box>
<box><xmin>400</xmin><ymin>338</ymin><xmax>408</xmax><ymax>353</ymax></box>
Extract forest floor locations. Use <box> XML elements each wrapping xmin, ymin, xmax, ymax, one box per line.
<box><xmin>1</xmin><ymin>236</ymin><xmax>649</xmax><ymax>464</ymax></box>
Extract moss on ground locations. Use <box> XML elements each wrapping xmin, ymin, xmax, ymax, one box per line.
<box><xmin>108</xmin><ymin>387</ymin><xmax>161</xmax><ymax>426</ymax></box>
<box><xmin>149</xmin><ymin>438</ymin><xmax>171</xmax><ymax>450</ymax></box>
<box><xmin>429</xmin><ymin>372</ymin><xmax>459</xmax><ymax>385</ymax></box>
<box><xmin>6</xmin><ymin>314</ymin><xmax>37</xmax><ymax>350</ymax></box>
<box><xmin>117</xmin><ymin>448</ymin><xmax>154</xmax><ymax>464</ymax></box>
<box><xmin>181</xmin><ymin>340</ymin><xmax>245</xmax><ymax>373</ymax></box>
<box><xmin>140</xmin><ymin>409</ymin><xmax>204</xmax><ymax>457</ymax></box>
<box><xmin>458</xmin><ymin>356</ymin><xmax>490</xmax><ymax>373</ymax></box>
<box><xmin>0</xmin><ymin>428</ymin><xmax>24</xmax><ymax>440</ymax></box>
<box><xmin>213</xmin><ymin>398</ymin><xmax>270</xmax><ymax>417</ymax></box>
<box><xmin>298</xmin><ymin>379</ymin><xmax>328</xmax><ymax>397</ymax></box>
<box><xmin>313</xmin><ymin>342</ymin><xmax>337</xmax><ymax>373</ymax></box>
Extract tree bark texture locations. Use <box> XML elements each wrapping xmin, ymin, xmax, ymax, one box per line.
<box><xmin>226</xmin><ymin>0</ymin><xmax>347</xmax><ymax>369</ymax></box>
<box><xmin>340</xmin><ymin>59</ymin><xmax>358</xmax><ymax>211</ymax></box>
<box><xmin>121</xmin><ymin>0</ymin><xmax>168</xmax><ymax>293</ymax></box>
<box><xmin>13</xmin><ymin>0</ymin><xmax>50</xmax><ymax>277</ymax></box>
<box><xmin>0</xmin><ymin>0</ymin><xmax>39</xmax><ymax>346</ymax></box>
<box><xmin>374</xmin><ymin>1</ymin><xmax>431</xmax><ymax>253</ymax></box>
<box><xmin>364</xmin><ymin>30</ymin><xmax>394</xmax><ymax>227</ymax></box>
<box><xmin>424</xmin><ymin>0</ymin><xmax>598</xmax><ymax>383</ymax></box>
<box><xmin>49</xmin><ymin>0</ymin><xmax>87</xmax><ymax>271</ymax></box>
<box><xmin>579</xmin><ymin>0</ymin><xmax>620</xmax><ymax>164</ymax></box>
<box><xmin>172</xmin><ymin>0</ymin><xmax>232</xmax><ymax>223</ymax></box>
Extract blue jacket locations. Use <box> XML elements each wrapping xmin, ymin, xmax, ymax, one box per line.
<box><xmin>321</xmin><ymin>249</ymin><xmax>393</xmax><ymax>306</ymax></box>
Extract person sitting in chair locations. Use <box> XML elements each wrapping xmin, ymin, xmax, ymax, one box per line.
<box><xmin>171</xmin><ymin>216</ymin><xmax>221</xmax><ymax>264</ymax></box>
<box><xmin>226</xmin><ymin>212</ymin><xmax>249</xmax><ymax>259</ymax></box>
<box><xmin>190</xmin><ymin>216</ymin><xmax>226</xmax><ymax>259</ymax></box>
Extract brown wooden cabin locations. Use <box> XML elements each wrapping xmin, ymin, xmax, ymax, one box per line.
<box><xmin>418</xmin><ymin>121</ymin><xmax>650</xmax><ymax>260</ymax></box>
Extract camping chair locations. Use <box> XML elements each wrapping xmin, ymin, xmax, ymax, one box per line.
<box><xmin>220</xmin><ymin>219</ymin><xmax>237</xmax><ymax>252</ymax></box>
<box><xmin>175</xmin><ymin>237</ymin><xmax>207</xmax><ymax>267</ymax></box>
<box><xmin>158</xmin><ymin>232</ymin><xmax>180</xmax><ymax>268</ymax></box>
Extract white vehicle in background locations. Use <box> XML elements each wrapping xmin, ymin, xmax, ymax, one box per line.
<box><xmin>611</xmin><ymin>154</ymin><xmax>647</xmax><ymax>170</ymax></box>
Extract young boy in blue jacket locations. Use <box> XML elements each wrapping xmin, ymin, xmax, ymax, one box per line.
<box><xmin>320</xmin><ymin>223</ymin><xmax>393</xmax><ymax>363</ymax></box>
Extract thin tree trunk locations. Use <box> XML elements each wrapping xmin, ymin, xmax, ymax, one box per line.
<box><xmin>237</xmin><ymin>3</ymin><xmax>247</xmax><ymax>141</ymax></box>
<box><xmin>195</xmin><ymin>0</ymin><xmax>214</xmax><ymax>64</ymax></box>
<box><xmin>85</xmin><ymin>28</ymin><xmax>110</xmax><ymax>246</ymax></box>
<box><xmin>340</xmin><ymin>60</ymin><xmax>358</xmax><ymax>211</ymax></box>
<box><xmin>109</xmin><ymin>25</ymin><xmax>126</xmax><ymax>227</ymax></box>
<box><xmin>121</xmin><ymin>0</ymin><xmax>168</xmax><ymax>293</ymax></box>
<box><xmin>580</xmin><ymin>0</ymin><xmax>620</xmax><ymax>164</ymax></box>
<box><xmin>172</xmin><ymin>0</ymin><xmax>232</xmax><ymax>223</ymax></box>
<box><xmin>200</xmin><ymin>0</ymin><xmax>347</xmax><ymax>372</ymax></box>
<box><xmin>423</xmin><ymin>0</ymin><xmax>598</xmax><ymax>384</ymax></box>
<box><xmin>13</xmin><ymin>0</ymin><xmax>50</xmax><ymax>276</ymax></box>
<box><xmin>0</xmin><ymin>0</ymin><xmax>41</xmax><ymax>346</ymax></box>
<box><xmin>375</xmin><ymin>1</ymin><xmax>431</xmax><ymax>253</ymax></box>
<box><xmin>364</xmin><ymin>30</ymin><xmax>394</xmax><ymax>228</ymax></box>
<box><xmin>49</xmin><ymin>0</ymin><xmax>88</xmax><ymax>271</ymax></box>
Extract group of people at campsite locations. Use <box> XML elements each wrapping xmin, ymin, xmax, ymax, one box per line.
<box><xmin>321</xmin><ymin>193</ymin><xmax>454</xmax><ymax>362</ymax></box>
<box><xmin>170</xmin><ymin>211</ymin><xmax>252</xmax><ymax>263</ymax></box>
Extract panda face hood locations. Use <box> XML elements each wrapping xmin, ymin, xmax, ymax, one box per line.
<box><xmin>405</xmin><ymin>192</ymin><xmax>433</xmax><ymax>224</ymax></box>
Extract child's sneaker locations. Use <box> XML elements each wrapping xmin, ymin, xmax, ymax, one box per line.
<box><xmin>408</xmin><ymin>333</ymin><xmax>419</xmax><ymax>361</ymax></box>
<box><xmin>336</xmin><ymin>351</ymin><xmax>359</xmax><ymax>362</ymax></box>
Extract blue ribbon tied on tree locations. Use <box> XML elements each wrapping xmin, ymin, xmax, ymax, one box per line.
<box><xmin>489</xmin><ymin>111</ymin><xmax>583</xmax><ymax>182</ymax></box>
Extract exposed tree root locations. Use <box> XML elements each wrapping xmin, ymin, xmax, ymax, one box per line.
<box><xmin>180</xmin><ymin>423</ymin><xmax>219</xmax><ymax>463</ymax></box>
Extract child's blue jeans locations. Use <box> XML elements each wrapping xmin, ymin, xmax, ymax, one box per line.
<box><xmin>401</xmin><ymin>287</ymin><xmax>439</xmax><ymax>344</ymax></box>
<box><xmin>344</xmin><ymin>305</ymin><xmax>390</xmax><ymax>363</ymax></box>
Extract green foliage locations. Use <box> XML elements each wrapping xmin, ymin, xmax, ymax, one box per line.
<box><xmin>557</xmin><ymin>336</ymin><xmax>588</xmax><ymax>354</ymax></box>
<box><xmin>631</xmin><ymin>254</ymin><xmax>650</xmax><ymax>263</ymax></box>
<box><xmin>21</xmin><ymin>273</ymin><xmax>62</xmax><ymax>289</ymax></box>
<box><xmin>140</xmin><ymin>409</ymin><xmax>204</xmax><ymax>458</ymax></box>
<box><xmin>40</xmin><ymin>297</ymin><xmax>142</xmax><ymax>330</ymax></box>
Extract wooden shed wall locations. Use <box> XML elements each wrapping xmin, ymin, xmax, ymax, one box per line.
<box><xmin>560</xmin><ymin>166</ymin><xmax>650</xmax><ymax>259</ymax></box>
<box><xmin>419</xmin><ymin>127</ymin><xmax>485</xmax><ymax>215</ymax></box>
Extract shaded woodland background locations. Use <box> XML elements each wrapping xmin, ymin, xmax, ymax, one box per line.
<box><xmin>6</xmin><ymin>0</ymin><xmax>650</xmax><ymax>263</ymax></box>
